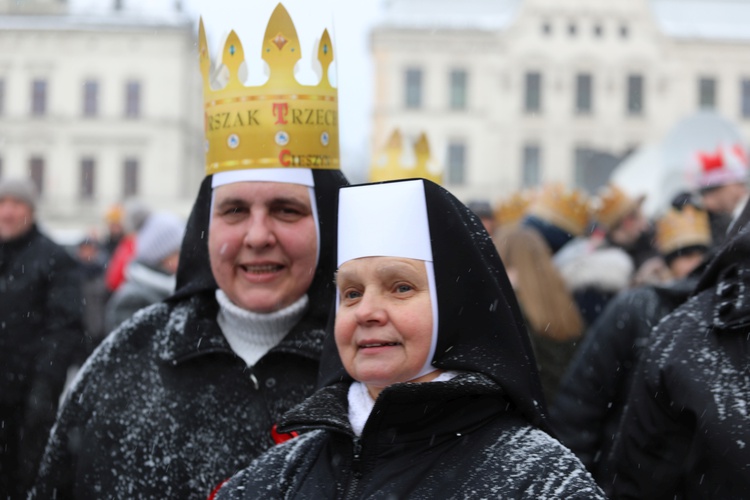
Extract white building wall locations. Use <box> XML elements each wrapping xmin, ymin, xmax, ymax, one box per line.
<box><xmin>0</xmin><ymin>10</ymin><xmax>203</xmax><ymax>236</ymax></box>
<box><xmin>372</xmin><ymin>0</ymin><xmax>750</xmax><ymax>204</ymax></box>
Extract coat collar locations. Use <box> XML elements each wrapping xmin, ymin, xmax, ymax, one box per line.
<box><xmin>157</xmin><ymin>291</ymin><xmax>326</xmax><ymax>365</ymax></box>
<box><xmin>279</xmin><ymin>372</ymin><xmax>510</xmax><ymax>437</ymax></box>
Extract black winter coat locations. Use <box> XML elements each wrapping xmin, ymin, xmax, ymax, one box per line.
<box><xmin>610</xmin><ymin>228</ymin><xmax>750</xmax><ymax>499</ymax></box>
<box><xmin>550</xmin><ymin>277</ymin><xmax>695</xmax><ymax>490</ymax></box>
<box><xmin>215</xmin><ymin>373</ymin><xmax>605</xmax><ymax>500</ymax></box>
<box><xmin>32</xmin><ymin>290</ymin><xmax>325</xmax><ymax>499</ymax></box>
<box><xmin>33</xmin><ymin>167</ymin><xmax>347</xmax><ymax>499</ymax></box>
<box><xmin>0</xmin><ymin>225</ymin><xmax>84</xmax><ymax>498</ymax></box>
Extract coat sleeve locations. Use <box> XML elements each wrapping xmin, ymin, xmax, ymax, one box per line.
<box><xmin>214</xmin><ymin>431</ymin><xmax>324</xmax><ymax>500</ymax></box>
<box><xmin>104</xmin><ymin>286</ymin><xmax>152</xmax><ymax>334</ymax></box>
<box><xmin>608</xmin><ymin>324</ymin><xmax>693</xmax><ymax>499</ymax></box>
<box><xmin>30</xmin><ymin>353</ymin><xmax>95</xmax><ymax>500</ymax></box>
<box><xmin>35</xmin><ymin>248</ymin><xmax>85</xmax><ymax>385</ymax></box>
<box><xmin>550</xmin><ymin>288</ymin><xmax>656</xmax><ymax>470</ymax></box>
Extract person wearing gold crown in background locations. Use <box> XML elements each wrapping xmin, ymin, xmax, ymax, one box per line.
<box><xmin>552</xmin><ymin>183</ymin><xmax>658</xmax><ymax>327</ymax></box>
<box><xmin>549</xmin><ymin>204</ymin><xmax>713</xmax><ymax>495</ymax></box>
<box><xmin>32</xmin><ymin>5</ymin><xmax>347</xmax><ymax>499</ymax></box>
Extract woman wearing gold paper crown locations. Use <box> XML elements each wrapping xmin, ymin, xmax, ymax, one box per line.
<box><xmin>213</xmin><ymin>179</ymin><xmax>604</xmax><ymax>499</ymax></box>
<box><xmin>32</xmin><ymin>5</ymin><xmax>347</xmax><ymax>499</ymax></box>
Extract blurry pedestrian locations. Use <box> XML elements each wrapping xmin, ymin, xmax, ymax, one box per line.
<box><xmin>75</xmin><ymin>234</ymin><xmax>109</xmax><ymax>356</ymax></box>
<box><xmin>521</xmin><ymin>183</ymin><xmax>591</xmax><ymax>254</ymax></box>
<box><xmin>654</xmin><ymin>204</ymin><xmax>712</xmax><ymax>281</ymax></box>
<box><xmin>689</xmin><ymin>143</ymin><xmax>749</xmax><ymax>246</ymax></box>
<box><xmin>466</xmin><ymin>199</ymin><xmax>495</xmax><ymax>235</ymax></box>
<box><xmin>101</xmin><ymin>204</ymin><xmax>124</xmax><ymax>260</ymax></box>
<box><xmin>550</xmin><ymin>203</ymin><xmax>713</xmax><ymax>494</ymax></box>
<box><xmin>592</xmin><ymin>184</ymin><xmax>657</xmax><ymax>271</ymax></box>
<box><xmin>0</xmin><ymin>178</ymin><xmax>84</xmax><ymax>499</ymax></box>
<box><xmin>609</xmin><ymin>201</ymin><xmax>750</xmax><ymax>498</ymax></box>
<box><xmin>213</xmin><ymin>179</ymin><xmax>603</xmax><ymax>499</ymax></box>
<box><xmin>554</xmin><ymin>184</ymin><xmax>651</xmax><ymax>325</ymax></box>
<box><xmin>103</xmin><ymin>198</ymin><xmax>150</xmax><ymax>292</ymax></box>
<box><xmin>495</xmin><ymin>225</ymin><xmax>584</xmax><ymax>403</ymax></box>
<box><xmin>104</xmin><ymin>211</ymin><xmax>185</xmax><ymax>332</ymax></box>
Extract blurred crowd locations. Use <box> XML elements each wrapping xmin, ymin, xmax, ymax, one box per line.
<box><xmin>0</xmin><ymin>177</ymin><xmax>185</xmax><ymax>497</ymax></box>
<box><xmin>467</xmin><ymin>141</ymin><xmax>749</xmax><ymax>497</ymax></box>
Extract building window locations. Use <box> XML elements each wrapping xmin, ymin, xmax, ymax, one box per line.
<box><xmin>0</xmin><ymin>156</ymin><xmax>3</xmax><ymax>178</ymax></box>
<box><xmin>446</xmin><ymin>141</ymin><xmax>466</xmax><ymax>185</ymax></box>
<box><xmin>83</xmin><ymin>80</ymin><xmax>99</xmax><ymax>117</ymax></box>
<box><xmin>522</xmin><ymin>144</ymin><xmax>541</xmax><ymax>188</ymax></box>
<box><xmin>125</xmin><ymin>80</ymin><xmax>141</xmax><ymax>118</ymax></box>
<box><xmin>524</xmin><ymin>72</ymin><xmax>542</xmax><ymax>113</ymax></box>
<box><xmin>620</xmin><ymin>24</ymin><xmax>629</xmax><ymax>38</ymax></box>
<box><xmin>449</xmin><ymin>69</ymin><xmax>468</xmax><ymax>110</ymax></box>
<box><xmin>123</xmin><ymin>158</ymin><xmax>139</xmax><ymax>197</ymax></box>
<box><xmin>80</xmin><ymin>157</ymin><xmax>96</xmax><ymax>199</ymax></box>
<box><xmin>594</xmin><ymin>24</ymin><xmax>603</xmax><ymax>37</ymax></box>
<box><xmin>568</xmin><ymin>23</ymin><xmax>577</xmax><ymax>36</ymax></box>
<box><xmin>573</xmin><ymin>148</ymin><xmax>591</xmax><ymax>190</ymax></box>
<box><xmin>29</xmin><ymin>156</ymin><xmax>44</xmax><ymax>195</ymax></box>
<box><xmin>542</xmin><ymin>22</ymin><xmax>552</xmax><ymax>35</ymax></box>
<box><xmin>699</xmin><ymin>77</ymin><xmax>716</xmax><ymax>109</ymax></box>
<box><xmin>405</xmin><ymin>68</ymin><xmax>422</xmax><ymax>109</ymax></box>
<box><xmin>0</xmin><ymin>79</ymin><xmax>5</xmax><ymax>116</ymax></box>
<box><xmin>31</xmin><ymin>79</ymin><xmax>47</xmax><ymax>116</ymax></box>
<box><xmin>627</xmin><ymin>74</ymin><xmax>644</xmax><ymax>115</ymax></box>
<box><xmin>576</xmin><ymin>73</ymin><xmax>593</xmax><ymax>114</ymax></box>
<box><xmin>742</xmin><ymin>79</ymin><xmax>750</xmax><ymax>119</ymax></box>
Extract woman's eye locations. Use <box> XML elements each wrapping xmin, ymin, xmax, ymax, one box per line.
<box><xmin>221</xmin><ymin>206</ymin><xmax>246</xmax><ymax>216</ymax></box>
<box><xmin>273</xmin><ymin>205</ymin><xmax>306</xmax><ymax>221</ymax></box>
<box><xmin>395</xmin><ymin>284</ymin><xmax>413</xmax><ymax>293</ymax></box>
<box><xmin>342</xmin><ymin>289</ymin><xmax>362</xmax><ymax>301</ymax></box>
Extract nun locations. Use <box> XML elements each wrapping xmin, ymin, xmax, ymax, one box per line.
<box><xmin>214</xmin><ymin>179</ymin><xmax>603</xmax><ymax>499</ymax></box>
<box><xmin>32</xmin><ymin>5</ymin><xmax>348</xmax><ymax>496</ymax></box>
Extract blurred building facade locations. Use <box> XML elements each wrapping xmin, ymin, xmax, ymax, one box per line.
<box><xmin>371</xmin><ymin>0</ymin><xmax>750</xmax><ymax>201</ymax></box>
<box><xmin>0</xmin><ymin>0</ymin><xmax>203</xmax><ymax>237</ymax></box>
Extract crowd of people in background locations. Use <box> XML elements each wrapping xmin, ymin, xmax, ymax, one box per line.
<box><xmin>480</xmin><ymin>140</ymin><xmax>749</xmax><ymax>498</ymax></box>
<box><xmin>0</xmin><ymin>177</ymin><xmax>188</xmax><ymax>498</ymax></box>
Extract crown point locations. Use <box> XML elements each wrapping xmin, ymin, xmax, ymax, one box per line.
<box><xmin>220</xmin><ymin>31</ymin><xmax>246</xmax><ymax>88</ymax></box>
<box><xmin>370</xmin><ymin>130</ymin><xmax>442</xmax><ymax>185</ymax></box>
<box><xmin>263</xmin><ymin>2</ymin><xmax>301</xmax><ymax>74</ymax></box>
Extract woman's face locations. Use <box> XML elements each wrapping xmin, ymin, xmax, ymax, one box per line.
<box><xmin>335</xmin><ymin>257</ymin><xmax>439</xmax><ymax>399</ymax></box>
<box><xmin>209</xmin><ymin>181</ymin><xmax>317</xmax><ymax>313</ymax></box>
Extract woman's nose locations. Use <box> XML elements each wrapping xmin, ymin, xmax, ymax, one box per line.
<box><xmin>354</xmin><ymin>291</ymin><xmax>387</xmax><ymax>325</ymax></box>
<box><xmin>243</xmin><ymin>213</ymin><xmax>276</xmax><ymax>249</ymax></box>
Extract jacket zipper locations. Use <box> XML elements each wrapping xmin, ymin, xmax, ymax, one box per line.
<box><xmin>344</xmin><ymin>437</ymin><xmax>363</xmax><ymax>500</ymax></box>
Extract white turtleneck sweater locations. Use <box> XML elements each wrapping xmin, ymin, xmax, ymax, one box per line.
<box><xmin>216</xmin><ymin>289</ymin><xmax>309</xmax><ymax>367</ymax></box>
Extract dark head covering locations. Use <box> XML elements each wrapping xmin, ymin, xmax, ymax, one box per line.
<box><xmin>521</xmin><ymin>214</ymin><xmax>575</xmax><ymax>254</ymax></box>
<box><xmin>319</xmin><ymin>178</ymin><xmax>548</xmax><ymax>430</ymax></box>
<box><xmin>169</xmin><ymin>170</ymin><xmax>348</xmax><ymax>326</ymax></box>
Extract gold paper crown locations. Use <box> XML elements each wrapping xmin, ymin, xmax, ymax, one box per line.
<box><xmin>655</xmin><ymin>205</ymin><xmax>712</xmax><ymax>256</ymax></box>
<box><xmin>199</xmin><ymin>4</ymin><xmax>339</xmax><ymax>175</ymax></box>
<box><xmin>527</xmin><ymin>184</ymin><xmax>591</xmax><ymax>236</ymax></box>
<box><xmin>592</xmin><ymin>184</ymin><xmax>644</xmax><ymax>231</ymax></box>
<box><xmin>369</xmin><ymin>130</ymin><xmax>442</xmax><ymax>185</ymax></box>
<box><xmin>494</xmin><ymin>191</ymin><xmax>533</xmax><ymax>227</ymax></box>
